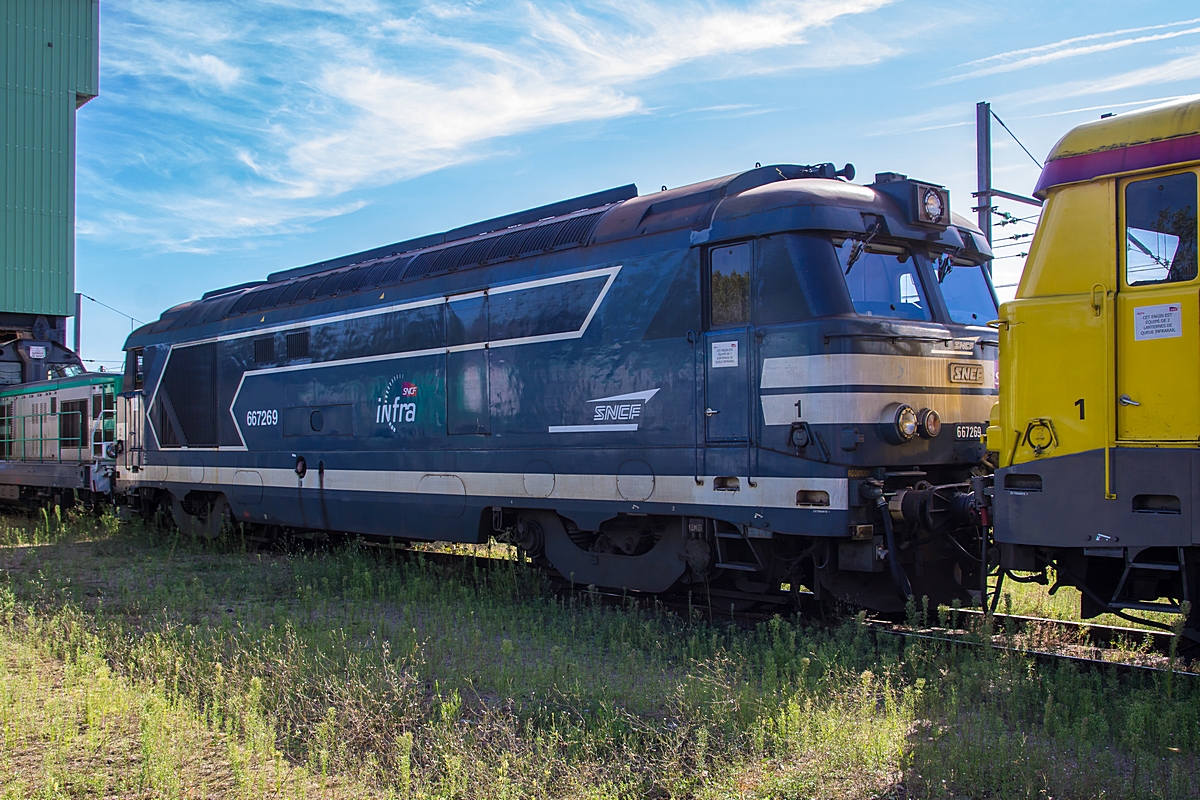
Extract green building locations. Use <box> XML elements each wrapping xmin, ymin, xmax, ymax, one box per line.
<box><xmin>1</xmin><ymin>0</ymin><xmax>97</xmax><ymax>383</ymax></box>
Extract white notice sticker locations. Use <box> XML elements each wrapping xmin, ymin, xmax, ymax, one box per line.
<box><xmin>711</xmin><ymin>341</ymin><xmax>739</xmax><ymax>368</ymax></box>
<box><xmin>1133</xmin><ymin>303</ymin><xmax>1183</xmax><ymax>341</ymax></box>
<box><xmin>27</xmin><ymin>346</ymin><xmax>46</xmax><ymax>359</ymax></box>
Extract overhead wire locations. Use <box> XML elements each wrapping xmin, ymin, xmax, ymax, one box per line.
<box><xmin>994</xmin><ymin>232</ymin><xmax>1033</xmax><ymax>242</ymax></box>
<box><xmin>79</xmin><ymin>293</ymin><xmax>145</xmax><ymax>326</ymax></box>
<box><xmin>993</xmin><ymin>209</ymin><xmax>1041</xmax><ymax>226</ymax></box>
<box><xmin>990</xmin><ymin>109</ymin><xmax>1044</xmax><ymax>170</ymax></box>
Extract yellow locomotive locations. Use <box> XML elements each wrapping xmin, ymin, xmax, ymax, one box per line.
<box><xmin>990</xmin><ymin>97</ymin><xmax>1200</xmax><ymax>633</ymax></box>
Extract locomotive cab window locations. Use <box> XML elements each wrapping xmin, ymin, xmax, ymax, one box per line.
<box><xmin>935</xmin><ymin>256</ymin><xmax>998</xmax><ymax>324</ymax></box>
<box><xmin>708</xmin><ymin>242</ymin><xmax>751</xmax><ymax>327</ymax></box>
<box><xmin>1124</xmin><ymin>171</ymin><xmax>1198</xmax><ymax>286</ymax></box>
<box><xmin>835</xmin><ymin>239</ymin><xmax>931</xmax><ymax>321</ymax></box>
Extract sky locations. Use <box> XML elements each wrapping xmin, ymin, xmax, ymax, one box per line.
<box><xmin>72</xmin><ymin>0</ymin><xmax>1200</xmax><ymax>368</ymax></box>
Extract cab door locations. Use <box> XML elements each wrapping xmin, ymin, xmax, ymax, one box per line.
<box><xmin>1115</xmin><ymin>169</ymin><xmax>1200</xmax><ymax>442</ymax></box>
<box><xmin>704</xmin><ymin>242</ymin><xmax>752</xmax><ymax>442</ymax></box>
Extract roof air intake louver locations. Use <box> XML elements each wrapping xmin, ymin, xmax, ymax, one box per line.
<box><xmin>225</xmin><ymin>207</ymin><xmax>609</xmax><ymax>320</ymax></box>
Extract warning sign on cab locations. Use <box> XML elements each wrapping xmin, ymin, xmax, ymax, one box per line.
<box><xmin>1133</xmin><ymin>304</ymin><xmax>1183</xmax><ymax>341</ymax></box>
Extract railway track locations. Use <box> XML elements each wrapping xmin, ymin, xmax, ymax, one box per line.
<box><xmin>863</xmin><ymin>614</ymin><xmax>1195</xmax><ymax>679</ymax></box>
<box><xmin>364</xmin><ymin>542</ymin><xmax>1197</xmax><ymax>678</ymax></box>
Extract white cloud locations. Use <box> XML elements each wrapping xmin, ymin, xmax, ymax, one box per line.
<box><xmin>941</xmin><ymin>24</ymin><xmax>1200</xmax><ymax>83</ymax></box>
<box><xmin>1015</xmin><ymin>94</ymin><xmax>1199</xmax><ymax>120</ymax></box>
<box><xmin>1008</xmin><ymin>50</ymin><xmax>1200</xmax><ymax>106</ymax></box>
<box><xmin>1061</xmin><ymin>50</ymin><xmax>1200</xmax><ymax>97</ymax></box>
<box><xmin>81</xmin><ymin>0</ymin><xmax>898</xmax><ymax>251</ymax></box>
<box><xmin>959</xmin><ymin>17</ymin><xmax>1200</xmax><ymax>69</ymax></box>
<box><xmin>184</xmin><ymin>53</ymin><xmax>242</xmax><ymax>88</ymax></box>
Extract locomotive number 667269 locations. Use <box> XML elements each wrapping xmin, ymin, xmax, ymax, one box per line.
<box><xmin>246</xmin><ymin>409</ymin><xmax>278</xmax><ymax>427</ymax></box>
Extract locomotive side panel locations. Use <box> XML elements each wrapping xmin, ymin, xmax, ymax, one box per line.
<box><xmin>137</xmin><ymin>238</ymin><xmax>720</xmax><ymax>544</ymax></box>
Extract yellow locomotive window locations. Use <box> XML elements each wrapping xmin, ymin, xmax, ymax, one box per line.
<box><xmin>1124</xmin><ymin>171</ymin><xmax>1197</xmax><ymax>286</ymax></box>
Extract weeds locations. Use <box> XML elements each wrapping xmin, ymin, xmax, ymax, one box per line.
<box><xmin>0</xmin><ymin>510</ymin><xmax>1197</xmax><ymax>798</ymax></box>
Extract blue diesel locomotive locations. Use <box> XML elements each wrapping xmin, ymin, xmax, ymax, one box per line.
<box><xmin>116</xmin><ymin>163</ymin><xmax>998</xmax><ymax>611</ymax></box>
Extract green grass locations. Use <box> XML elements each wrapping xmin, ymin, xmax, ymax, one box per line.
<box><xmin>1000</xmin><ymin>569</ymin><xmax>1179</xmax><ymax>632</ymax></box>
<box><xmin>0</xmin><ymin>510</ymin><xmax>1198</xmax><ymax>799</ymax></box>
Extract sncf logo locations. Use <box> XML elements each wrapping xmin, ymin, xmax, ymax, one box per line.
<box><xmin>548</xmin><ymin>388</ymin><xmax>661</xmax><ymax>434</ymax></box>
<box><xmin>587</xmin><ymin>389</ymin><xmax>659</xmax><ymax>428</ymax></box>
<box><xmin>549</xmin><ymin>388</ymin><xmax>660</xmax><ymax>434</ymax></box>
<box><xmin>401</xmin><ymin>382</ymin><xmax>418</xmax><ymax>397</ymax></box>
<box><xmin>594</xmin><ymin>403</ymin><xmax>642</xmax><ymax>422</ymax></box>
<box><xmin>948</xmin><ymin>362</ymin><xmax>984</xmax><ymax>385</ymax></box>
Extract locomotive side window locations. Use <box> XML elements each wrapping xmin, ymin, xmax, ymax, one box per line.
<box><xmin>124</xmin><ymin>348</ymin><xmax>144</xmax><ymax>391</ymax></box>
<box><xmin>1125</xmin><ymin>171</ymin><xmax>1198</xmax><ymax>286</ymax></box>
<box><xmin>835</xmin><ymin>240</ymin><xmax>931</xmax><ymax>321</ymax></box>
<box><xmin>709</xmin><ymin>243</ymin><xmax>751</xmax><ymax>327</ymax></box>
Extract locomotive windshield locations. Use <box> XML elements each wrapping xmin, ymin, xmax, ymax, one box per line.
<box><xmin>936</xmin><ymin>259</ymin><xmax>997</xmax><ymax>324</ymax></box>
<box><xmin>835</xmin><ymin>239</ymin><xmax>931</xmax><ymax>321</ymax></box>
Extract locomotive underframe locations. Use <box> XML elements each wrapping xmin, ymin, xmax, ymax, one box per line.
<box><xmin>995</xmin><ymin>446</ymin><xmax>1200</xmax><ymax>630</ymax></box>
<box><xmin>129</xmin><ymin>451</ymin><xmax>985</xmax><ymax>613</ymax></box>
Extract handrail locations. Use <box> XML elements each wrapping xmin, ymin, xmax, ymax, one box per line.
<box><xmin>0</xmin><ymin>408</ymin><xmax>114</xmax><ymax>464</ymax></box>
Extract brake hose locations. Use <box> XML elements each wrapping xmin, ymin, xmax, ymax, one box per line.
<box><xmin>876</xmin><ymin>497</ymin><xmax>913</xmax><ymax>601</ymax></box>
<box><xmin>859</xmin><ymin>481</ymin><xmax>913</xmax><ymax>601</ymax></box>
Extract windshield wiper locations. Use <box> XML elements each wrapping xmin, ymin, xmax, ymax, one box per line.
<box><xmin>844</xmin><ymin>220</ymin><xmax>882</xmax><ymax>275</ymax></box>
<box><xmin>936</xmin><ymin>254</ymin><xmax>954</xmax><ymax>283</ymax></box>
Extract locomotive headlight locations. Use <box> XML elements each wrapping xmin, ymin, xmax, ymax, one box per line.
<box><xmin>922</xmin><ymin>187</ymin><xmax>944</xmax><ymax>223</ymax></box>
<box><xmin>917</xmin><ymin>408</ymin><xmax>942</xmax><ymax>439</ymax></box>
<box><xmin>880</xmin><ymin>403</ymin><xmax>919</xmax><ymax>444</ymax></box>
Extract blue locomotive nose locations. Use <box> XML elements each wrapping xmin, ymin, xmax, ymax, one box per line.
<box><xmin>113</xmin><ymin>163</ymin><xmax>997</xmax><ymax>613</ymax></box>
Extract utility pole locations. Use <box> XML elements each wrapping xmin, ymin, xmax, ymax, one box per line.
<box><xmin>974</xmin><ymin>101</ymin><xmax>1045</xmax><ymax>281</ymax></box>
<box><xmin>975</xmin><ymin>102</ymin><xmax>993</xmax><ymax>253</ymax></box>
<box><xmin>73</xmin><ymin>292</ymin><xmax>82</xmax><ymax>354</ymax></box>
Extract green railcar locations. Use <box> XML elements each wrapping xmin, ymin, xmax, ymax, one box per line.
<box><xmin>0</xmin><ymin>372</ymin><xmax>122</xmax><ymax>504</ymax></box>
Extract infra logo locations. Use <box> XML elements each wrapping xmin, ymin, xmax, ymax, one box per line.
<box><xmin>376</xmin><ymin>374</ymin><xmax>419</xmax><ymax>432</ymax></box>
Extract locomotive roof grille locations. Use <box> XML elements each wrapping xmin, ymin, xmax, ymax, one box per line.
<box><xmin>403</xmin><ymin>250</ymin><xmax>443</xmax><ymax>281</ymax></box>
<box><xmin>275</xmin><ymin>279</ymin><xmax>307</xmax><ymax>306</ymax></box>
<box><xmin>336</xmin><ymin>267</ymin><xmax>370</xmax><ymax>295</ymax></box>
<box><xmin>222</xmin><ymin>209</ymin><xmax>607</xmax><ymax>321</ymax></box>
<box><xmin>314</xmin><ymin>272</ymin><xmax>344</xmax><ymax>299</ymax></box>
<box><xmin>262</xmin><ymin>183</ymin><xmax>638</xmax><ymax>285</ymax></box>
<box><xmin>226</xmin><ymin>289</ymin><xmax>259</xmax><ymax>317</ymax></box>
<box><xmin>246</xmin><ymin>285</ymin><xmax>285</xmax><ymax>314</ymax></box>
<box><xmin>380</xmin><ymin>257</ymin><xmax>412</xmax><ymax>284</ymax></box>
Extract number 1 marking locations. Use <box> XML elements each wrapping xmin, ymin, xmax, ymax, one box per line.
<box><xmin>1074</xmin><ymin>398</ymin><xmax>1085</xmax><ymax>420</ymax></box>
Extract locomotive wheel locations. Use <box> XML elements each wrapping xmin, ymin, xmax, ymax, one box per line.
<box><xmin>171</xmin><ymin>491</ymin><xmax>228</xmax><ymax>540</ymax></box>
